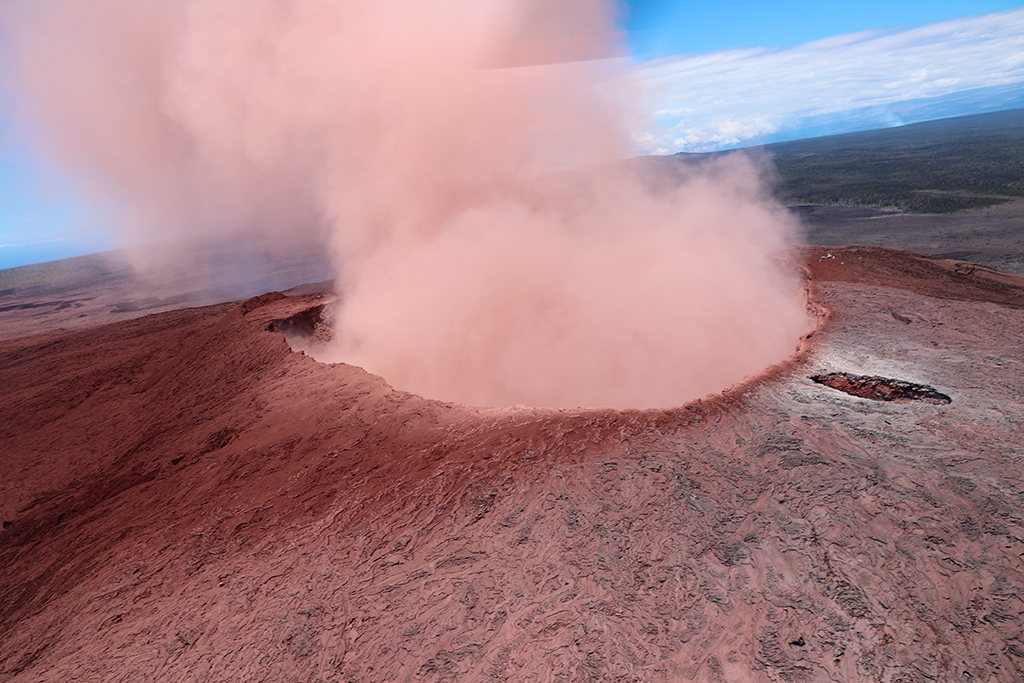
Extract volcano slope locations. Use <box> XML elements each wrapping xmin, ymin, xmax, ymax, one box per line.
<box><xmin>1</xmin><ymin>246</ymin><xmax>1023</xmax><ymax>683</ymax></box>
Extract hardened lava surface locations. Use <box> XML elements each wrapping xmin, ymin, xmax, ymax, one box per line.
<box><xmin>1</xmin><ymin>247</ymin><xmax>1023</xmax><ymax>682</ymax></box>
<box><xmin>809</xmin><ymin>372</ymin><xmax>952</xmax><ymax>404</ymax></box>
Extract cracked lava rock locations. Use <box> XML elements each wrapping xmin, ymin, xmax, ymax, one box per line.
<box><xmin>1</xmin><ymin>246</ymin><xmax>1023</xmax><ymax>682</ymax></box>
<box><xmin>808</xmin><ymin>372</ymin><xmax>953</xmax><ymax>404</ymax></box>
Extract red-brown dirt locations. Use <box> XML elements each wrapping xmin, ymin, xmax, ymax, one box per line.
<box><xmin>1</xmin><ymin>247</ymin><xmax>1023</xmax><ymax>682</ymax></box>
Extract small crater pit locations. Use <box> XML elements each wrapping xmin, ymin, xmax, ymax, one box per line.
<box><xmin>810</xmin><ymin>372</ymin><xmax>951</xmax><ymax>404</ymax></box>
<box><xmin>269</xmin><ymin>304</ymin><xmax>333</xmax><ymax>356</ymax></box>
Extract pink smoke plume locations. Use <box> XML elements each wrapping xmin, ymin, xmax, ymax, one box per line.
<box><xmin>1</xmin><ymin>0</ymin><xmax>809</xmax><ymax>408</ymax></box>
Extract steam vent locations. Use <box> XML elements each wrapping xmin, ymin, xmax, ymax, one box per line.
<box><xmin>2</xmin><ymin>246</ymin><xmax>1024</xmax><ymax>682</ymax></box>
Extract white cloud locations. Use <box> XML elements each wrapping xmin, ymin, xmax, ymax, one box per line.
<box><xmin>29</xmin><ymin>236</ymin><xmax>73</xmax><ymax>244</ymax></box>
<box><xmin>631</xmin><ymin>8</ymin><xmax>1024</xmax><ymax>153</ymax></box>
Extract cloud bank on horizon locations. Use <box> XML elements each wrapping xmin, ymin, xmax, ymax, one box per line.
<box><xmin>633</xmin><ymin>7</ymin><xmax>1024</xmax><ymax>153</ymax></box>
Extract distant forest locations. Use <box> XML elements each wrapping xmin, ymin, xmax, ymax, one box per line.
<box><xmin>664</xmin><ymin>108</ymin><xmax>1024</xmax><ymax>213</ymax></box>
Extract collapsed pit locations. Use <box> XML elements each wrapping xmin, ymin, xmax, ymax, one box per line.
<box><xmin>269</xmin><ymin>304</ymin><xmax>333</xmax><ymax>356</ymax></box>
<box><xmin>810</xmin><ymin>372</ymin><xmax>951</xmax><ymax>404</ymax></box>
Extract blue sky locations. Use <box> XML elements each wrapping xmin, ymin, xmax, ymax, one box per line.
<box><xmin>621</xmin><ymin>0</ymin><xmax>1021</xmax><ymax>58</ymax></box>
<box><xmin>628</xmin><ymin>5</ymin><xmax>1024</xmax><ymax>153</ymax></box>
<box><xmin>2</xmin><ymin>1</ymin><xmax>1024</xmax><ymax>268</ymax></box>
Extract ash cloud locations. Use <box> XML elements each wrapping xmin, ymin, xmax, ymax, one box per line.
<box><xmin>1</xmin><ymin>0</ymin><xmax>809</xmax><ymax>408</ymax></box>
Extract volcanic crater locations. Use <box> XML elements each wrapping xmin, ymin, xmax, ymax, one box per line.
<box><xmin>1</xmin><ymin>246</ymin><xmax>1023</xmax><ymax>682</ymax></box>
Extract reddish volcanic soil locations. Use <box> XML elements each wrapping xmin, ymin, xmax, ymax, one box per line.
<box><xmin>2</xmin><ymin>246</ymin><xmax>1024</xmax><ymax>682</ymax></box>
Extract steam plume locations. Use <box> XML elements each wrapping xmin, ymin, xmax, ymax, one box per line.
<box><xmin>2</xmin><ymin>0</ymin><xmax>809</xmax><ymax>408</ymax></box>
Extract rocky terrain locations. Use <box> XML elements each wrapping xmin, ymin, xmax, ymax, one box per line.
<box><xmin>795</xmin><ymin>199</ymin><xmax>1024</xmax><ymax>277</ymax></box>
<box><xmin>2</xmin><ymin>246</ymin><xmax>1022</xmax><ymax>682</ymax></box>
